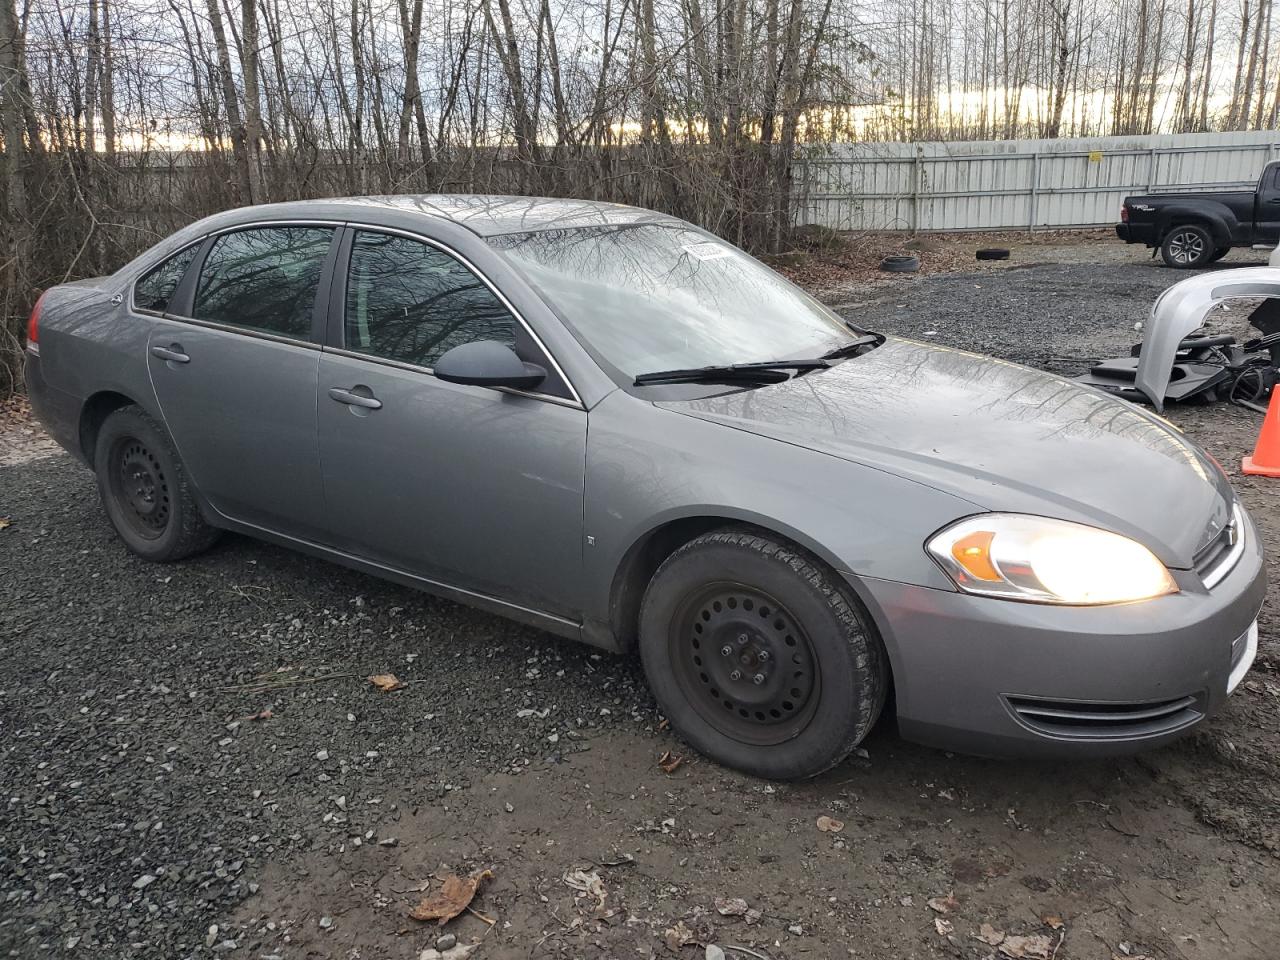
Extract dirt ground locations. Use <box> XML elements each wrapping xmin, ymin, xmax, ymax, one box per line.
<box><xmin>2</xmin><ymin>235</ymin><xmax>1280</xmax><ymax>960</ymax></box>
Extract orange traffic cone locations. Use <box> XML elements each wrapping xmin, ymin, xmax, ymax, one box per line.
<box><xmin>1243</xmin><ymin>387</ymin><xmax>1280</xmax><ymax>477</ymax></box>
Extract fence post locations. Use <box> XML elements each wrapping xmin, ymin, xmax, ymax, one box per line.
<box><xmin>911</xmin><ymin>145</ymin><xmax>923</xmax><ymax>234</ymax></box>
<box><xmin>1029</xmin><ymin>152</ymin><xmax>1040</xmax><ymax>234</ymax></box>
<box><xmin>1147</xmin><ymin>147</ymin><xmax>1158</xmax><ymax>192</ymax></box>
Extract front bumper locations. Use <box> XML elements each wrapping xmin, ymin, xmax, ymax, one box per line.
<box><xmin>851</xmin><ymin>512</ymin><xmax>1266</xmax><ymax>758</ymax></box>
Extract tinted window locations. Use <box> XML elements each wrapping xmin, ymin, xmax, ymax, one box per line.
<box><xmin>134</xmin><ymin>245</ymin><xmax>198</xmax><ymax>313</ymax></box>
<box><xmin>345</xmin><ymin>231</ymin><xmax>516</xmax><ymax>367</ymax></box>
<box><xmin>193</xmin><ymin>227</ymin><xmax>333</xmax><ymax>338</ymax></box>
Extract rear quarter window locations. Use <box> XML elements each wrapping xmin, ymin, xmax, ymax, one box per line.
<box><xmin>133</xmin><ymin>245</ymin><xmax>199</xmax><ymax>313</ymax></box>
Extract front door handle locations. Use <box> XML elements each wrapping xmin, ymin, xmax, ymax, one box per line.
<box><xmin>328</xmin><ymin>387</ymin><xmax>382</xmax><ymax>410</ymax></box>
<box><xmin>151</xmin><ymin>344</ymin><xmax>190</xmax><ymax>363</ymax></box>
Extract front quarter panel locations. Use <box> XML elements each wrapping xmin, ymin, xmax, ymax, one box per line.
<box><xmin>583</xmin><ymin>391</ymin><xmax>979</xmax><ymax>628</ymax></box>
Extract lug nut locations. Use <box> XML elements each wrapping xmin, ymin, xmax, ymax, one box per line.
<box><xmin>752</xmin><ymin>673</ymin><xmax>766</xmax><ymax>685</ymax></box>
<box><xmin>757</xmin><ymin>650</ymin><xmax>770</xmax><ymax>662</ymax></box>
<box><xmin>729</xmin><ymin>670</ymin><xmax>742</xmax><ymax>681</ymax></box>
<box><xmin>737</xmin><ymin>633</ymin><xmax>749</xmax><ymax>645</ymax></box>
<box><xmin>720</xmin><ymin>645</ymin><xmax>733</xmax><ymax>657</ymax></box>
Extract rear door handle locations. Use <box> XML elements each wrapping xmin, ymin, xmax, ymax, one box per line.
<box><xmin>150</xmin><ymin>344</ymin><xmax>190</xmax><ymax>363</ymax></box>
<box><xmin>328</xmin><ymin>387</ymin><xmax>382</xmax><ymax>410</ymax></box>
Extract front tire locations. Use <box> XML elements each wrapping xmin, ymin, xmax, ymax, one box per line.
<box><xmin>1161</xmin><ymin>224</ymin><xmax>1215</xmax><ymax>269</ymax></box>
<box><xmin>94</xmin><ymin>406</ymin><xmax>220</xmax><ymax>562</ymax></box>
<box><xmin>639</xmin><ymin>527</ymin><xmax>887</xmax><ymax>780</ymax></box>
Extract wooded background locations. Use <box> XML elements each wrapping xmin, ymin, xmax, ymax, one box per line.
<box><xmin>2</xmin><ymin>0</ymin><xmax>1278</xmax><ymax>394</ymax></box>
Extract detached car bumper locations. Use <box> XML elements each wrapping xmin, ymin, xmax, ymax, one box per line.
<box><xmin>853</xmin><ymin>510</ymin><xmax>1266</xmax><ymax>758</ymax></box>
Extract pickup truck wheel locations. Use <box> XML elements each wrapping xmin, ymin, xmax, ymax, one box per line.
<box><xmin>1161</xmin><ymin>225</ymin><xmax>1214</xmax><ymax>269</ymax></box>
<box><xmin>638</xmin><ymin>527</ymin><xmax>887</xmax><ymax>780</ymax></box>
<box><xmin>94</xmin><ymin>406</ymin><xmax>220</xmax><ymax>562</ymax></box>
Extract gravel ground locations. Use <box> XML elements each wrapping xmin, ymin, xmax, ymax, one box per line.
<box><xmin>3</xmin><ymin>240</ymin><xmax>1280</xmax><ymax>960</ymax></box>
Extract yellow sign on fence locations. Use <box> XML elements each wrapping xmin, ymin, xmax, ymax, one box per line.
<box><xmin>1088</xmin><ymin>151</ymin><xmax>1104</xmax><ymax>163</ymax></box>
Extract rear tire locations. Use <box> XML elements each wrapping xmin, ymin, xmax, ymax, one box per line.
<box><xmin>638</xmin><ymin>527</ymin><xmax>887</xmax><ymax>780</ymax></box>
<box><xmin>93</xmin><ymin>406</ymin><xmax>220</xmax><ymax>562</ymax></box>
<box><xmin>1160</xmin><ymin>224</ymin><xmax>1215</xmax><ymax>269</ymax></box>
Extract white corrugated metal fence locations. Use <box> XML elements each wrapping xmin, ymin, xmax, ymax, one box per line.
<box><xmin>793</xmin><ymin>129</ymin><xmax>1280</xmax><ymax>233</ymax></box>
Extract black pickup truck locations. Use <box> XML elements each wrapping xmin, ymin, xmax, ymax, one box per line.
<box><xmin>1116</xmin><ymin>159</ymin><xmax>1280</xmax><ymax>268</ymax></box>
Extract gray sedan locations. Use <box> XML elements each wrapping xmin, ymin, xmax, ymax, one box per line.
<box><xmin>25</xmin><ymin>197</ymin><xmax>1265</xmax><ymax>779</ymax></box>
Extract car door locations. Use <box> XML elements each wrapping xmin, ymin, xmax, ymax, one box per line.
<box><xmin>317</xmin><ymin>226</ymin><xmax>587</xmax><ymax>616</ymax></box>
<box><xmin>147</xmin><ymin>224</ymin><xmax>337</xmax><ymax>540</ymax></box>
<box><xmin>1256</xmin><ymin>164</ymin><xmax>1280</xmax><ymax>245</ymax></box>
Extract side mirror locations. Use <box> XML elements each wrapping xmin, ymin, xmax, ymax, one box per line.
<box><xmin>434</xmin><ymin>341</ymin><xmax>547</xmax><ymax>391</ymax></box>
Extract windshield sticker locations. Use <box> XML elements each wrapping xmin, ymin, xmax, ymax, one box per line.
<box><xmin>682</xmin><ymin>242</ymin><xmax>733</xmax><ymax>261</ymax></box>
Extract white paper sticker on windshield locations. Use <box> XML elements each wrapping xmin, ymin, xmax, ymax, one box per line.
<box><xmin>682</xmin><ymin>242</ymin><xmax>733</xmax><ymax>261</ymax></box>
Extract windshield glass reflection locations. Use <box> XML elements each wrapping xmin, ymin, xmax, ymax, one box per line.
<box><xmin>488</xmin><ymin>225</ymin><xmax>851</xmax><ymax>378</ymax></box>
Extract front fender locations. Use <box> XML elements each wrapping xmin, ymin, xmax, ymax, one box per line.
<box><xmin>582</xmin><ymin>392</ymin><xmax>975</xmax><ymax>630</ymax></box>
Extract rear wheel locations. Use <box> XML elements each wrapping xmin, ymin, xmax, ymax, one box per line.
<box><xmin>94</xmin><ymin>406</ymin><xmax>220</xmax><ymax>562</ymax></box>
<box><xmin>1161</xmin><ymin>224</ymin><xmax>1215</xmax><ymax>269</ymax></box>
<box><xmin>639</xmin><ymin>527</ymin><xmax>887</xmax><ymax>780</ymax></box>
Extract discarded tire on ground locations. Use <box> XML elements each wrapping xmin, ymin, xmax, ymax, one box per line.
<box><xmin>976</xmin><ymin>248</ymin><xmax>1010</xmax><ymax>261</ymax></box>
<box><xmin>880</xmin><ymin>254</ymin><xmax>920</xmax><ymax>273</ymax></box>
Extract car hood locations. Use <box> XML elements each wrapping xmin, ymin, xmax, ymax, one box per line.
<box><xmin>656</xmin><ymin>337</ymin><xmax>1234</xmax><ymax>567</ymax></box>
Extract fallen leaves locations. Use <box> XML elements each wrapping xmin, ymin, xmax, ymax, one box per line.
<box><xmin>998</xmin><ymin>933</ymin><xmax>1055</xmax><ymax>959</ymax></box>
<box><xmin>816</xmin><ymin>815</ymin><xmax>845</xmax><ymax>833</ymax></box>
<box><xmin>934</xmin><ymin>918</ymin><xmax>954</xmax><ymax>936</ymax></box>
<box><xmin>369</xmin><ymin>673</ymin><xmax>407</xmax><ymax>692</ymax></box>
<box><xmin>563</xmin><ymin>868</ymin><xmax>607</xmax><ymax>907</ymax></box>
<box><xmin>0</xmin><ymin>517</ymin><xmax>11</xmax><ymax>531</ymax></box>
<box><xmin>714</xmin><ymin>897</ymin><xmax>748</xmax><ymax>917</ymax></box>
<box><xmin>658</xmin><ymin>750</ymin><xmax>684</xmax><ymax>774</ymax></box>
<box><xmin>408</xmin><ymin>870</ymin><xmax>493</xmax><ymax>925</ymax></box>
<box><xmin>1041</xmin><ymin>914</ymin><xmax>1064</xmax><ymax>930</ymax></box>
<box><xmin>976</xmin><ymin>923</ymin><xmax>1005</xmax><ymax>945</ymax></box>
<box><xmin>927</xmin><ymin>894</ymin><xmax>959</xmax><ymax>914</ymax></box>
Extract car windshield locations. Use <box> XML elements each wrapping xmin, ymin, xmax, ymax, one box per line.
<box><xmin>487</xmin><ymin>224</ymin><xmax>854</xmax><ymax>380</ymax></box>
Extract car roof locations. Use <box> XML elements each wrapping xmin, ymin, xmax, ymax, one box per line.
<box><xmin>208</xmin><ymin>195</ymin><xmax>683</xmax><ymax>238</ymax></box>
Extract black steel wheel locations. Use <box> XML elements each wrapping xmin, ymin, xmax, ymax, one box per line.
<box><xmin>1161</xmin><ymin>224</ymin><xmax>1214</xmax><ymax>269</ymax></box>
<box><xmin>670</xmin><ymin>583</ymin><xmax>820</xmax><ymax>746</ymax></box>
<box><xmin>107</xmin><ymin>437</ymin><xmax>172</xmax><ymax>540</ymax></box>
<box><xmin>94</xmin><ymin>405</ymin><xmax>220</xmax><ymax>562</ymax></box>
<box><xmin>639</xmin><ymin>526</ymin><xmax>887</xmax><ymax>780</ymax></box>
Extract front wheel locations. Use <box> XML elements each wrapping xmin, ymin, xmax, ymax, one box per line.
<box><xmin>94</xmin><ymin>406</ymin><xmax>220</xmax><ymax>562</ymax></box>
<box><xmin>639</xmin><ymin>527</ymin><xmax>887</xmax><ymax>780</ymax></box>
<box><xmin>1161</xmin><ymin>224</ymin><xmax>1215</xmax><ymax>269</ymax></box>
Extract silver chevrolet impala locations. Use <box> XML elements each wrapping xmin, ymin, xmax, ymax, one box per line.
<box><xmin>25</xmin><ymin>196</ymin><xmax>1265</xmax><ymax>779</ymax></box>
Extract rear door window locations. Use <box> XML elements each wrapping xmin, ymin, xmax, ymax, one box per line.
<box><xmin>133</xmin><ymin>245</ymin><xmax>199</xmax><ymax>313</ymax></box>
<box><xmin>193</xmin><ymin>226</ymin><xmax>334</xmax><ymax>339</ymax></box>
<box><xmin>343</xmin><ymin>230</ymin><xmax>517</xmax><ymax>368</ymax></box>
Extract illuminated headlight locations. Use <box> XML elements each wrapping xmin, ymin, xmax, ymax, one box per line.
<box><xmin>927</xmin><ymin>514</ymin><xmax>1178</xmax><ymax>605</ymax></box>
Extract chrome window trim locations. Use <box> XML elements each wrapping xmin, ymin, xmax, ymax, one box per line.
<box><xmin>1202</xmin><ymin>502</ymin><xmax>1246</xmax><ymax>590</ymax></box>
<box><xmin>146</xmin><ymin>314</ymin><xmax>323</xmax><ymax>351</ymax></box>
<box><xmin>342</xmin><ymin>221</ymin><xmax>585</xmax><ymax>409</ymax></box>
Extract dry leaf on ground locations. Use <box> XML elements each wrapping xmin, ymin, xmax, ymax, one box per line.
<box><xmin>658</xmin><ymin>750</ymin><xmax>683</xmax><ymax>774</ymax></box>
<box><xmin>369</xmin><ymin>673</ymin><xmax>407</xmax><ymax>692</ymax></box>
<box><xmin>976</xmin><ymin>923</ymin><xmax>1006</xmax><ymax>945</ymax></box>
<box><xmin>927</xmin><ymin>894</ymin><xmax>960</xmax><ymax>914</ymax></box>
<box><xmin>408</xmin><ymin>870</ymin><xmax>493</xmax><ymax>924</ymax></box>
<box><xmin>1041</xmin><ymin>914</ymin><xmax>1064</xmax><ymax>930</ymax></box>
<box><xmin>935</xmin><ymin>918</ymin><xmax>954</xmax><ymax>936</ymax></box>
<box><xmin>816</xmin><ymin>815</ymin><xmax>844</xmax><ymax>833</ymax></box>
<box><xmin>0</xmin><ymin>517</ymin><xmax>11</xmax><ymax>530</ymax></box>
<box><xmin>665</xmin><ymin>921</ymin><xmax>696</xmax><ymax>949</ymax></box>
<box><xmin>714</xmin><ymin>897</ymin><xmax>748</xmax><ymax>916</ymax></box>
<box><xmin>999</xmin><ymin>933</ymin><xmax>1054</xmax><ymax>959</ymax></box>
<box><xmin>563</xmin><ymin>868</ymin><xmax>606</xmax><ymax>906</ymax></box>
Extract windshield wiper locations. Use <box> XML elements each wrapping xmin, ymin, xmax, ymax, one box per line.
<box><xmin>821</xmin><ymin>331</ymin><xmax>885</xmax><ymax>360</ymax></box>
<box><xmin>634</xmin><ymin>358</ymin><xmax>830</xmax><ymax>386</ymax></box>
